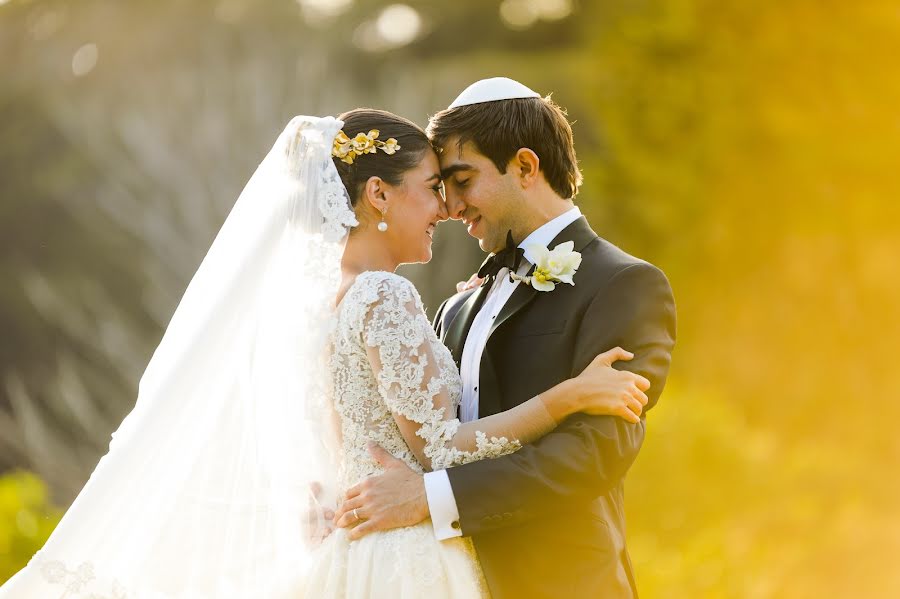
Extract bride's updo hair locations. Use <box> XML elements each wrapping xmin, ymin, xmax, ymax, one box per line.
<box><xmin>332</xmin><ymin>108</ymin><xmax>433</xmax><ymax>207</ymax></box>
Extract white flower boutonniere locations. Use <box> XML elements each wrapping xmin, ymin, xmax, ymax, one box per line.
<box><xmin>511</xmin><ymin>241</ymin><xmax>582</xmax><ymax>292</ymax></box>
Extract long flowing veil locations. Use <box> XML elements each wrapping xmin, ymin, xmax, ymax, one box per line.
<box><xmin>1</xmin><ymin>115</ymin><xmax>358</xmax><ymax>598</ymax></box>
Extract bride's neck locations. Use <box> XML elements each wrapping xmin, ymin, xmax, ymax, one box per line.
<box><xmin>341</xmin><ymin>228</ymin><xmax>398</xmax><ymax>276</ymax></box>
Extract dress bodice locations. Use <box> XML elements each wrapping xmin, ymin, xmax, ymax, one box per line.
<box><xmin>329</xmin><ymin>271</ymin><xmax>463</xmax><ymax>491</ymax></box>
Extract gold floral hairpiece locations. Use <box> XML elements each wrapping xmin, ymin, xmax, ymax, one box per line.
<box><xmin>332</xmin><ymin>129</ymin><xmax>400</xmax><ymax>165</ymax></box>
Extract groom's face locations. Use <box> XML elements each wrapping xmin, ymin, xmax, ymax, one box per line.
<box><xmin>438</xmin><ymin>138</ymin><xmax>523</xmax><ymax>253</ymax></box>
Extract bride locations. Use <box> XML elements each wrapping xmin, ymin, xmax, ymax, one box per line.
<box><xmin>0</xmin><ymin>110</ymin><xmax>649</xmax><ymax>598</ymax></box>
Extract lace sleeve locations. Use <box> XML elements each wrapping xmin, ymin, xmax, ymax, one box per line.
<box><xmin>360</xmin><ymin>273</ymin><xmax>558</xmax><ymax>470</ymax></box>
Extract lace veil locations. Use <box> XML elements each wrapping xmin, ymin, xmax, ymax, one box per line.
<box><xmin>1</xmin><ymin>116</ymin><xmax>357</xmax><ymax>598</ymax></box>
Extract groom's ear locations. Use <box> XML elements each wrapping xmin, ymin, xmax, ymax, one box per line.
<box><xmin>512</xmin><ymin>148</ymin><xmax>541</xmax><ymax>188</ymax></box>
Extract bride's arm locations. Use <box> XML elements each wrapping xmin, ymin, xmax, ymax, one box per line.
<box><xmin>363</xmin><ymin>277</ymin><xmax>649</xmax><ymax>471</ymax></box>
<box><xmin>421</xmin><ymin>347</ymin><xmax>650</xmax><ymax>470</ymax></box>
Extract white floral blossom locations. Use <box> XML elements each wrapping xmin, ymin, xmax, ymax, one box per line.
<box><xmin>515</xmin><ymin>240</ymin><xmax>582</xmax><ymax>292</ymax></box>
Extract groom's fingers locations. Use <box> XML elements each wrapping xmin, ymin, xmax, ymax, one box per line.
<box><xmin>334</xmin><ymin>507</ymin><xmax>363</xmax><ymax>529</ymax></box>
<box><xmin>347</xmin><ymin>517</ymin><xmax>381</xmax><ymax>541</ymax></box>
<box><xmin>333</xmin><ymin>495</ymin><xmax>364</xmax><ymax>527</ymax></box>
<box><xmin>341</xmin><ymin>480</ymin><xmax>365</xmax><ymax>509</ymax></box>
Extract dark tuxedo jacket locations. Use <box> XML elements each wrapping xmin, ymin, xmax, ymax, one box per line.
<box><xmin>433</xmin><ymin>216</ymin><xmax>676</xmax><ymax>599</ymax></box>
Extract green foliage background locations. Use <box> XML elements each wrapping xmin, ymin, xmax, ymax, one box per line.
<box><xmin>1</xmin><ymin>0</ymin><xmax>897</xmax><ymax>596</ymax></box>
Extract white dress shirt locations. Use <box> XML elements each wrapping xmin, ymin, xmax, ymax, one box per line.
<box><xmin>424</xmin><ymin>206</ymin><xmax>583</xmax><ymax>540</ymax></box>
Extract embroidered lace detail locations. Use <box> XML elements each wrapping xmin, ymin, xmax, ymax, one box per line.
<box><xmin>330</xmin><ymin>271</ymin><xmax>519</xmax><ymax>491</ymax></box>
<box><xmin>282</xmin><ymin>115</ymin><xmax>359</xmax><ymax>243</ymax></box>
<box><xmin>36</xmin><ymin>556</ymin><xmax>128</xmax><ymax>598</ymax></box>
<box><xmin>427</xmin><ymin>427</ymin><xmax>523</xmax><ymax>471</ymax></box>
<box><xmin>318</xmin><ymin>160</ymin><xmax>358</xmax><ymax>243</ymax></box>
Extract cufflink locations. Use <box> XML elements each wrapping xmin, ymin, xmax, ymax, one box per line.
<box><xmin>451</xmin><ymin>520</ymin><xmax>461</xmax><ymax>530</ymax></box>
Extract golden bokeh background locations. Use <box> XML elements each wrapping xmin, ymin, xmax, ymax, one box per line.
<box><xmin>2</xmin><ymin>0</ymin><xmax>898</xmax><ymax>596</ymax></box>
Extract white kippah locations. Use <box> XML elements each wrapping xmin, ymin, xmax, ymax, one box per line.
<box><xmin>448</xmin><ymin>77</ymin><xmax>541</xmax><ymax>109</ymax></box>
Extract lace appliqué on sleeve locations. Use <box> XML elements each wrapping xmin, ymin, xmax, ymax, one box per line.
<box><xmin>422</xmin><ymin>420</ymin><xmax>522</xmax><ymax>470</ymax></box>
<box><xmin>360</xmin><ymin>273</ymin><xmax>520</xmax><ymax>470</ymax></box>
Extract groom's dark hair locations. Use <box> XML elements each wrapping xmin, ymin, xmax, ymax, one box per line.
<box><xmin>427</xmin><ymin>96</ymin><xmax>582</xmax><ymax>199</ymax></box>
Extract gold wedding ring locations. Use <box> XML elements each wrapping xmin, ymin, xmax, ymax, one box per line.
<box><xmin>353</xmin><ymin>508</ymin><xmax>361</xmax><ymax>522</ymax></box>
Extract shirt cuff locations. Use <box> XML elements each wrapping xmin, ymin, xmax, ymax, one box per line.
<box><xmin>423</xmin><ymin>469</ymin><xmax>462</xmax><ymax>539</ymax></box>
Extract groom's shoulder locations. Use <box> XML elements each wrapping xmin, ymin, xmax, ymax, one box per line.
<box><xmin>582</xmin><ymin>233</ymin><xmax>652</xmax><ymax>273</ymax></box>
<box><xmin>580</xmin><ymin>230</ymin><xmax>670</xmax><ymax>293</ymax></box>
<box><xmin>439</xmin><ymin>287</ymin><xmax>476</xmax><ymax>317</ymax></box>
<box><xmin>433</xmin><ymin>287</ymin><xmax>476</xmax><ymax>332</ymax></box>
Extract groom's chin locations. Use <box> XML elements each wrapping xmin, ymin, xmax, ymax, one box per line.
<box><xmin>478</xmin><ymin>237</ymin><xmax>500</xmax><ymax>254</ymax></box>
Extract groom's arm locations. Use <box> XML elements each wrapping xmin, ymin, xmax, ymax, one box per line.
<box><xmin>333</xmin><ymin>265</ymin><xmax>673</xmax><ymax>539</ymax></box>
<box><xmin>444</xmin><ymin>262</ymin><xmax>676</xmax><ymax>536</ymax></box>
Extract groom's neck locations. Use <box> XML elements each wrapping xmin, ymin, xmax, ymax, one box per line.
<box><xmin>512</xmin><ymin>192</ymin><xmax>575</xmax><ymax>242</ymax></box>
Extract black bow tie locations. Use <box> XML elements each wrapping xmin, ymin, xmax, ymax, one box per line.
<box><xmin>477</xmin><ymin>231</ymin><xmax>525</xmax><ymax>282</ymax></box>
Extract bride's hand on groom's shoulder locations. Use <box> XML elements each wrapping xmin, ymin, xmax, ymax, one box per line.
<box><xmin>567</xmin><ymin>347</ymin><xmax>652</xmax><ymax>424</ymax></box>
<box><xmin>456</xmin><ymin>273</ymin><xmax>484</xmax><ymax>293</ymax></box>
<box><xmin>332</xmin><ymin>443</ymin><xmax>429</xmax><ymax>540</ymax></box>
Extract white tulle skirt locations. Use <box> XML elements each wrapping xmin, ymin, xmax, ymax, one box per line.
<box><xmin>304</xmin><ymin>521</ymin><xmax>489</xmax><ymax>599</ymax></box>
<box><xmin>0</xmin><ymin>520</ymin><xmax>488</xmax><ymax>599</ymax></box>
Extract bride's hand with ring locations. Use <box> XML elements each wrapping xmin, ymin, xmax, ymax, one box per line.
<box><xmin>540</xmin><ymin>347</ymin><xmax>651</xmax><ymax>424</ymax></box>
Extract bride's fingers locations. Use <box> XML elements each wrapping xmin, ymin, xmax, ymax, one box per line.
<box><xmin>625</xmin><ymin>396</ymin><xmax>643</xmax><ymax>417</ymax></box>
<box><xmin>631</xmin><ymin>385</ymin><xmax>649</xmax><ymax>406</ymax></box>
<box><xmin>311</xmin><ymin>506</ymin><xmax>335</xmax><ymax>523</ymax></box>
<box><xmin>617</xmin><ymin>404</ymin><xmax>640</xmax><ymax>424</ymax></box>
<box><xmin>309</xmin><ymin>481</ymin><xmax>323</xmax><ymax>498</ymax></box>
<box><xmin>592</xmin><ymin>347</ymin><xmax>634</xmax><ymax>368</ymax></box>
<box><xmin>633</xmin><ymin>373</ymin><xmax>651</xmax><ymax>392</ymax></box>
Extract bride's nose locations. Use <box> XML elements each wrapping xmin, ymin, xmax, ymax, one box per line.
<box><xmin>435</xmin><ymin>195</ymin><xmax>450</xmax><ymax>222</ymax></box>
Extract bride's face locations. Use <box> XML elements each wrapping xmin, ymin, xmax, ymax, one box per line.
<box><xmin>381</xmin><ymin>149</ymin><xmax>448</xmax><ymax>264</ymax></box>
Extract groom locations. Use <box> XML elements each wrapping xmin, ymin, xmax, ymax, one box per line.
<box><xmin>334</xmin><ymin>78</ymin><xmax>676</xmax><ymax>598</ymax></box>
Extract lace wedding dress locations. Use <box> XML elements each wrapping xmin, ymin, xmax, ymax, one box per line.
<box><xmin>305</xmin><ymin>270</ymin><xmax>520</xmax><ymax>598</ymax></box>
<box><xmin>0</xmin><ymin>116</ymin><xmax>559</xmax><ymax>598</ymax></box>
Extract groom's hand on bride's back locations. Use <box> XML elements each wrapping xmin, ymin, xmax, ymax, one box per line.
<box><xmin>333</xmin><ymin>443</ymin><xmax>428</xmax><ymax>540</ymax></box>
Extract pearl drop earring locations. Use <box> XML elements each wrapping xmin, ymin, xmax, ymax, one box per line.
<box><xmin>377</xmin><ymin>207</ymin><xmax>388</xmax><ymax>232</ymax></box>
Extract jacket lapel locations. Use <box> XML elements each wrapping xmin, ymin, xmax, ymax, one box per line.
<box><xmin>443</xmin><ymin>283</ymin><xmax>490</xmax><ymax>367</ymax></box>
<box><xmin>486</xmin><ymin>216</ymin><xmax>598</xmax><ymax>340</ymax></box>
<box><xmin>486</xmin><ymin>275</ymin><xmax>538</xmax><ymax>340</ymax></box>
